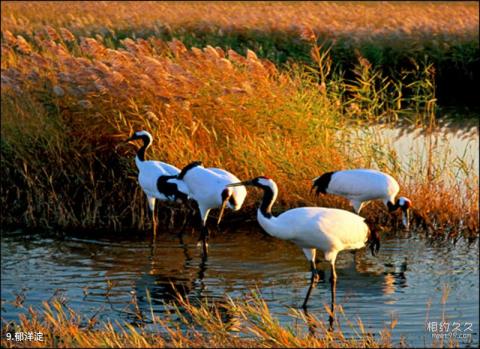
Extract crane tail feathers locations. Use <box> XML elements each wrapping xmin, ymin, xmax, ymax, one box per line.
<box><xmin>311</xmin><ymin>171</ymin><xmax>334</xmax><ymax>196</ymax></box>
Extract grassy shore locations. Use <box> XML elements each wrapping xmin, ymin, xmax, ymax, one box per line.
<box><xmin>3</xmin><ymin>285</ymin><xmax>469</xmax><ymax>348</ymax></box>
<box><xmin>1</xmin><ymin>290</ymin><xmax>396</xmax><ymax>348</ymax></box>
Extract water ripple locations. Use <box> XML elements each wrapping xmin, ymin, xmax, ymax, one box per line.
<box><xmin>1</xmin><ymin>228</ymin><xmax>478</xmax><ymax>347</ymax></box>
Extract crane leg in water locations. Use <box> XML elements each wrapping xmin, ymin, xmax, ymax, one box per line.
<box><xmin>302</xmin><ymin>249</ymin><xmax>320</xmax><ymax>309</ymax></box>
<box><xmin>196</xmin><ymin>207</ymin><xmax>211</xmax><ymax>255</ymax></box>
<box><xmin>199</xmin><ymin>226</ymin><xmax>209</xmax><ymax>255</ymax></box>
<box><xmin>329</xmin><ymin>261</ymin><xmax>337</xmax><ymax>331</ymax></box>
<box><xmin>147</xmin><ymin>196</ymin><xmax>157</xmax><ymax>239</ymax></box>
<box><xmin>302</xmin><ymin>263</ymin><xmax>320</xmax><ymax>309</ymax></box>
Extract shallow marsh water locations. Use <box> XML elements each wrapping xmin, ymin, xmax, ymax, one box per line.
<box><xmin>1</xmin><ymin>226</ymin><xmax>479</xmax><ymax>347</ymax></box>
<box><xmin>381</xmin><ymin>119</ymin><xmax>478</xmax><ymax>177</ymax></box>
<box><xmin>348</xmin><ymin>118</ymin><xmax>479</xmax><ymax>192</ymax></box>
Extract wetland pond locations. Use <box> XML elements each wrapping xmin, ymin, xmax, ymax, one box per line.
<box><xmin>2</xmin><ymin>120</ymin><xmax>479</xmax><ymax>347</ymax></box>
<box><xmin>1</xmin><ymin>228</ymin><xmax>479</xmax><ymax>347</ymax></box>
<box><xmin>349</xmin><ymin>117</ymin><xmax>479</xmax><ymax>190</ymax></box>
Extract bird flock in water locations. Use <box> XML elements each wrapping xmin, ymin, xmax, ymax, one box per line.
<box><xmin>126</xmin><ymin>130</ymin><xmax>412</xmax><ymax>309</ymax></box>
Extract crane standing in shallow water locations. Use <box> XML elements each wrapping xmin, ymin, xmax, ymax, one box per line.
<box><xmin>227</xmin><ymin>176</ymin><xmax>380</xmax><ymax>309</ymax></box>
<box><xmin>126</xmin><ymin>130</ymin><xmax>189</xmax><ymax>237</ymax></box>
<box><xmin>311</xmin><ymin>169</ymin><xmax>412</xmax><ymax>229</ymax></box>
<box><xmin>178</xmin><ymin>161</ymin><xmax>247</xmax><ymax>253</ymax></box>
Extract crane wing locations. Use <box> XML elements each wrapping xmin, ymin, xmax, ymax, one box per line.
<box><xmin>329</xmin><ymin>169</ymin><xmax>399</xmax><ymax>199</ymax></box>
<box><xmin>269</xmin><ymin>207</ymin><xmax>369</xmax><ymax>251</ymax></box>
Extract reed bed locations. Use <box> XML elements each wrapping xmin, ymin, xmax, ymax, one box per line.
<box><xmin>1</xmin><ymin>1</ymin><xmax>478</xmax><ymax>106</ymax></box>
<box><xmin>1</xmin><ymin>26</ymin><xmax>478</xmax><ymax>236</ymax></box>
<box><xmin>1</xmin><ymin>290</ymin><xmax>394</xmax><ymax>348</ymax></box>
<box><xmin>2</xmin><ymin>2</ymin><xmax>476</xmax><ymax>31</ymax></box>
<box><xmin>2</xmin><ymin>2</ymin><xmax>477</xmax><ymax>51</ymax></box>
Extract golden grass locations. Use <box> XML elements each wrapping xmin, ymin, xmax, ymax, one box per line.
<box><xmin>2</xmin><ymin>2</ymin><xmax>478</xmax><ymax>107</ymax></box>
<box><xmin>1</xmin><ymin>26</ymin><xmax>478</xmax><ymax>235</ymax></box>
<box><xmin>1</xmin><ymin>2</ymin><xmax>478</xmax><ymax>44</ymax></box>
<box><xmin>1</xmin><ymin>28</ymin><xmax>342</xmax><ymax>229</ymax></box>
<box><xmin>1</xmin><ymin>290</ymin><xmax>394</xmax><ymax>348</ymax></box>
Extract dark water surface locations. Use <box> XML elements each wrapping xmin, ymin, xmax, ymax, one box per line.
<box><xmin>1</xmin><ymin>227</ymin><xmax>478</xmax><ymax>347</ymax></box>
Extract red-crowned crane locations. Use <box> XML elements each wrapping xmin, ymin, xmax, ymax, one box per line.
<box><xmin>126</xmin><ymin>130</ymin><xmax>189</xmax><ymax>237</ymax></box>
<box><xmin>311</xmin><ymin>169</ymin><xmax>412</xmax><ymax>229</ymax></box>
<box><xmin>227</xmin><ymin>176</ymin><xmax>379</xmax><ymax>309</ymax></box>
<box><xmin>178</xmin><ymin>161</ymin><xmax>247</xmax><ymax>253</ymax></box>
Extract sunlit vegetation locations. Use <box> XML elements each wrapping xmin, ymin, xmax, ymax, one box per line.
<box><xmin>3</xmin><ymin>284</ymin><xmax>468</xmax><ymax>348</ymax></box>
<box><xmin>1</xmin><ymin>23</ymin><xmax>478</xmax><ymax>236</ymax></box>
<box><xmin>1</xmin><ymin>290</ymin><xmax>396</xmax><ymax>348</ymax></box>
<box><xmin>1</xmin><ymin>2</ymin><xmax>478</xmax><ymax>236</ymax></box>
<box><xmin>2</xmin><ymin>1</ymin><xmax>478</xmax><ymax>106</ymax></box>
<box><xmin>1</xmin><ymin>3</ymin><xmax>478</xmax><ymax>348</ymax></box>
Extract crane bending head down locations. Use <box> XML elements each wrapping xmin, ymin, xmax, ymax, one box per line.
<box><xmin>311</xmin><ymin>169</ymin><xmax>412</xmax><ymax>229</ymax></box>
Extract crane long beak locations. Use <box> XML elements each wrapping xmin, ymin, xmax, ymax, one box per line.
<box><xmin>217</xmin><ymin>199</ymin><xmax>228</xmax><ymax>225</ymax></box>
<box><xmin>226</xmin><ymin>180</ymin><xmax>253</xmax><ymax>188</ymax></box>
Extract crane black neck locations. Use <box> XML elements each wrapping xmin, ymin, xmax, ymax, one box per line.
<box><xmin>258</xmin><ymin>185</ymin><xmax>275</xmax><ymax>219</ymax></box>
<box><xmin>136</xmin><ymin>135</ymin><xmax>152</xmax><ymax>162</ymax></box>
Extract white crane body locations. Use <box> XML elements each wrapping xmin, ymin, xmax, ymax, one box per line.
<box><xmin>178</xmin><ymin>161</ymin><xmax>247</xmax><ymax>250</ymax></box>
<box><xmin>257</xmin><ymin>206</ymin><xmax>369</xmax><ymax>268</ymax></box>
<box><xmin>325</xmin><ymin>169</ymin><xmax>399</xmax><ymax>205</ymax></box>
<box><xmin>126</xmin><ymin>130</ymin><xmax>190</xmax><ymax>235</ymax></box>
<box><xmin>312</xmin><ymin>169</ymin><xmax>411</xmax><ymax>228</ymax></box>
<box><xmin>227</xmin><ymin>176</ymin><xmax>378</xmax><ymax>308</ymax></box>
